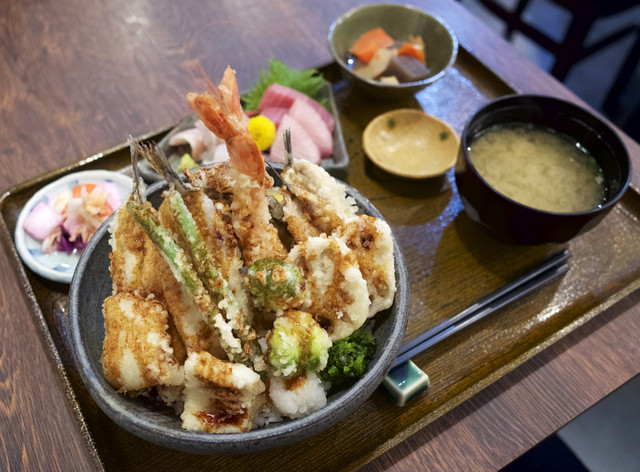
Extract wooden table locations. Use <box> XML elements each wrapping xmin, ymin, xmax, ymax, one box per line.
<box><xmin>1</xmin><ymin>0</ymin><xmax>639</xmax><ymax>470</ymax></box>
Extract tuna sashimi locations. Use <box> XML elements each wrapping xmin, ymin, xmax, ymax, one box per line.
<box><xmin>269</xmin><ymin>114</ymin><xmax>321</xmax><ymax>165</ymax></box>
<box><xmin>258</xmin><ymin>83</ymin><xmax>334</xmax><ymax>133</ymax></box>
<box><xmin>258</xmin><ymin>106</ymin><xmax>289</xmax><ymax>128</ymax></box>
<box><xmin>287</xmin><ymin>98</ymin><xmax>333</xmax><ymax>156</ymax></box>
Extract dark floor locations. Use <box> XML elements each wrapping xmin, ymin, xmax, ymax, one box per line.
<box><xmin>459</xmin><ymin>1</ymin><xmax>640</xmax><ymax>471</ymax></box>
<box><xmin>500</xmin><ymin>374</ymin><xmax>640</xmax><ymax>472</ymax></box>
<box><xmin>461</xmin><ymin>0</ymin><xmax>640</xmax><ymax>142</ymax></box>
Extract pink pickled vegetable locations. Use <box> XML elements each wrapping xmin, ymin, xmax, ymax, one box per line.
<box><xmin>270</xmin><ymin>114</ymin><xmax>321</xmax><ymax>164</ymax></box>
<box><xmin>96</xmin><ymin>182</ymin><xmax>122</xmax><ymax>212</ymax></box>
<box><xmin>64</xmin><ymin>187</ymin><xmax>112</xmax><ymax>245</ymax></box>
<box><xmin>23</xmin><ymin>180</ymin><xmax>120</xmax><ymax>254</ymax></box>
<box><xmin>23</xmin><ymin>202</ymin><xmax>63</xmax><ymax>240</ymax></box>
<box><xmin>287</xmin><ymin>98</ymin><xmax>333</xmax><ymax>156</ymax></box>
<box><xmin>258</xmin><ymin>83</ymin><xmax>334</xmax><ymax>133</ymax></box>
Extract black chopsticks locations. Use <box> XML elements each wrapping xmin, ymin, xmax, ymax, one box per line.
<box><xmin>392</xmin><ymin>249</ymin><xmax>571</xmax><ymax>367</ymax></box>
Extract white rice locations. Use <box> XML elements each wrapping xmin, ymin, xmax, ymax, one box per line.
<box><xmin>268</xmin><ymin>372</ymin><xmax>327</xmax><ymax>419</ymax></box>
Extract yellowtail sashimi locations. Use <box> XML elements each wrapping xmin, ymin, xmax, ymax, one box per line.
<box><xmin>270</xmin><ymin>114</ymin><xmax>321</xmax><ymax>164</ymax></box>
<box><xmin>287</xmin><ymin>98</ymin><xmax>333</xmax><ymax>156</ymax></box>
<box><xmin>258</xmin><ymin>83</ymin><xmax>334</xmax><ymax>133</ymax></box>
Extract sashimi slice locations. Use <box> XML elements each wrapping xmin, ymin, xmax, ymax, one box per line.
<box><xmin>259</xmin><ymin>106</ymin><xmax>289</xmax><ymax>128</ymax></box>
<box><xmin>269</xmin><ymin>114</ymin><xmax>321</xmax><ymax>165</ymax></box>
<box><xmin>288</xmin><ymin>98</ymin><xmax>333</xmax><ymax>156</ymax></box>
<box><xmin>258</xmin><ymin>83</ymin><xmax>334</xmax><ymax>133</ymax></box>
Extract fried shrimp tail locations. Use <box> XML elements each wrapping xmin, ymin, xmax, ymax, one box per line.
<box><xmin>129</xmin><ymin>136</ymin><xmax>147</xmax><ymax>204</ymax></box>
<box><xmin>187</xmin><ymin>66</ymin><xmax>262</xmax><ymax>180</ymax></box>
<box><xmin>283</xmin><ymin>128</ymin><xmax>295</xmax><ymax>169</ymax></box>
<box><xmin>187</xmin><ymin>66</ymin><xmax>287</xmax><ymax>265</ymax></box>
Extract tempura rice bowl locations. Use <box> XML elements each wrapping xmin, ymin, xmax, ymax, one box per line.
<box><xmin>69</xmin><ymin>171</ymin><xmax>409</xmax><ymax>454</ymax></box>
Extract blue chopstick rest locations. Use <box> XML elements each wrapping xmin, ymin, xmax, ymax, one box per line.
<box><xmin>383</xmin><ymin>360</ymin><xmax>430</xmax><ymax>407</ymax></box>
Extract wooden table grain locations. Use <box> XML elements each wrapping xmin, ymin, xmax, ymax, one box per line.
<box><xmin>1</xmin><ymin>0</ymin><xmax>639</xmax><ymax>470</ymax></box>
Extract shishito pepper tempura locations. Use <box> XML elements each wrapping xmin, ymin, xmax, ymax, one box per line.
<box><xmin>101</xmin><ymin>66</ymin><xmax>396</xmax><ymax>433</ymax></box>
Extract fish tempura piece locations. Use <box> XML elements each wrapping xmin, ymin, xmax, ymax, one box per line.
<box><xmin>108</xmin><ymin>151</ymin><xmax>189</xmax><ymax>361</ymax></box>
<box><xmin>282</xmin><ymin>158</ymin><xmax>396</xmax><ymax>316</ymax></box>
<box><xmin>126</xmin><ymin>139</ymin><xmax>246</xmax><ymax>364</ymax></box>
<box><xmin>281</xmin><ymin>158</ymin><xmax>358</xmax><ymax>240</ymax></box>
<box><xmin>186</xmin><ymin>163</ymin><xmax>235</xmax><ymax>200</ymax></box>
<box><xmin>102</xmin><ymin>293</ymin><xmax>183</xmax><ymax>392</ymax></box>
<box><xmin>188</xmin><ymin>66</ymin><xmax>287</xmax><ymax>265</ymax></box>
<box><xmin>181</xmin><ymin>350</ymin><xmax>265</xmax><ymax>433</ymax></box>
<box><xmin>175</xmin><ymin>190</ymin><xmax>255</xmax><ymax>335</ymax></box>
<box><xmin>333</xmin><ymin>215</ymin><xmax>396</xmax><ymax>316</ymax></box>
<box><xmin>286</xmin><ymin>236</ymin><xmax>369</xmax><ymax>340</ymax></box>
<box><xmin>108</xmin><ymin>147</ymin><xmax>169</xmax><ymax>298</ymax></box>
<box><xmin>159</xmin><ymin>190</ymin><xmax>253</xmax><ymax>339</ymax></box>
<box><xmin>161</xmin><ymin>274</ymin><xmax>227</xmax><ymax>359</ymax></box>
<box><xmin>177</xmin><ymin>190</ymin><xmax>255</xmax><ymax>343</ymax></box>
<box><xmin>108</xmin><ymin>196</ymin><xmax>168</xmax><ymax>297</ymax></box>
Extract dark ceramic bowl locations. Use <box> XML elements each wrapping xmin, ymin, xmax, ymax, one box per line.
<box><xmin>328</xmin><ymin>3</ymin><xmax>458</xmax><ymax>99</ymax></box>
<box><xmin>68</xmin><ymin>170</ymin><xmax>409</xmax><ymax>455</ymax></box>
<box><xmin>455</xmin><ymin>94</ymin><xmax>631</xmax><ymax>244</ymax></box>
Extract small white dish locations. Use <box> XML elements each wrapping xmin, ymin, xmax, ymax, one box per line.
<box><xmin>15</xmin><ymin>170</ymin><xmax>132</xmax><ymax>284</ymax></box>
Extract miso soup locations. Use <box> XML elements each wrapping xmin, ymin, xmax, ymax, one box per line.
<box><xmin>468</xmin><ymin>123</ymin><xmax>604</xmax><ymax>213</ymax></box>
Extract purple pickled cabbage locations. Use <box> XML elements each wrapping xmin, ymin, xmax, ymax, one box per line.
<box><xmin>57</xmin><ymin>227</ymin><xmax>86</xmax><ymax>254</ymax></box>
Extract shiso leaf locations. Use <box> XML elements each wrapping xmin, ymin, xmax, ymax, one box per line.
<box><xmin>242</xmin><ymin>58</ymin><xmax>329</xmax><ymax>111</ymax></box>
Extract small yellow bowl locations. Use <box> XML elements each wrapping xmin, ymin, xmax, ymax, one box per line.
<box><xmin>363</xmin><ymin>109</ymin><xmax>459</xmax><ymax>179</ymax></box>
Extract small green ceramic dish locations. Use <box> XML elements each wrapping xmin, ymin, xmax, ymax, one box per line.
<box><xmin>328</xmin><ymin>3</ymin><xmax>458</xmax><ymax>99</ymax></box>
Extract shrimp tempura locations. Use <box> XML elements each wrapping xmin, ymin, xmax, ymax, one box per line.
<box><xmin>188</xmin><ymin>67</ymin><xmax>287</xmax><ymax>265</ymax></box>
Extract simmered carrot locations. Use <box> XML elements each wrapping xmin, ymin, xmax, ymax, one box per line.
<box><xmin>72</xmin><ymin>183</ymin><xmax>96</xmax><ymax>198</ymax></box>
<box><xmin>350</xmin><ymin>27</ymin><xmax>394</xmax><ymax>64</ymax></box>
<box><xmin>398</xmin><ymin>41</ymin><xmax>425</xmax><ymax>63</ymax></box>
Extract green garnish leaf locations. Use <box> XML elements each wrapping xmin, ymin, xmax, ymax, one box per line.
<box><xmin>440</xmin><ymin>131</ymin><xmax>449</xmax><ymax>141</ymax></box>
<box><xmin>242</xmin><ymin>58</ymin><xmax>328</xmax><ymax>111</ymax></box>
<box><xmin>387</xmin><ymin>118</ymin><xmax>396</xmax><ymax>129</ymax></box>
<box><xmin>319</xmin><ymin>329</ymin><xmax>377</xmax><ymax>387</ymax></box>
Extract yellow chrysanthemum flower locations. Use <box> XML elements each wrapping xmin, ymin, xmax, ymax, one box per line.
<box><xmin>248</xmin><ymin>115</ymin><xmax>277</xmax><ymax>151</ymax></box>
